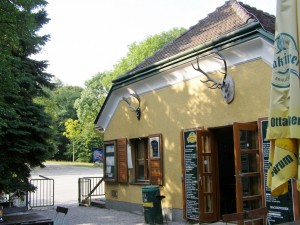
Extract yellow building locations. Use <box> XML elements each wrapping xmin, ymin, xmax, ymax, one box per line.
<box><xmin>95</xmin><ymin>1</ymin><xmax>299</xmax><ymax>224</ymax></box>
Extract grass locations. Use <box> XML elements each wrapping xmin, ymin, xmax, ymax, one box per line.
<box><xmin>46</xmin><ymin>160</ymin><xmax>103</xmax><ymax>168</ymax></box>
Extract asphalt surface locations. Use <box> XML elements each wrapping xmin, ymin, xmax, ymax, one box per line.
<box><xmin>28</xmin><ymin>162</ymin><xmax>225</xmax><ymax>225</ymax></box>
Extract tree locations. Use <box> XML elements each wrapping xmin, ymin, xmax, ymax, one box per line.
<box><xmin>0</xmin><ymin>0</ymin><xmax>55</xmax><ymax>197</ymax></box>
<box><xmin>63</xmin><ymin>119</ymin><xmax>82</xmax><ymax>161</ymax></box>
<box><xmin>35</xmin><ymin>84</ymin><xmax>83</xmax><ymax>160</ymax></box>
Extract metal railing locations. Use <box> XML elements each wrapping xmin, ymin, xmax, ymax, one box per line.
<box><xmin>28</xmin><ymin>175</ymin><xmax>54</xmax><ymax>208</ymax></box>
<box><xmin>78</xmin><ymin>177</ymin><xmax>104</xmax><ymax>206</ymax></box>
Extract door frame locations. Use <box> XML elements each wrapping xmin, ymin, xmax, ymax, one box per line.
<box><xmin>197</xmin><ymin>130</ymin><xmax>218</xmax><ymax>222</ymax></box>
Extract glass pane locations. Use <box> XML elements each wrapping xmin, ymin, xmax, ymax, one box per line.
<box><xmin>203</xmin><ymin>175</ymin><xmax>212</xmax><ymax>193</ymax></box>
<box><xmin>105</xmin><ymin>144</ymin><xmax>115</xmax><ymax>179</ymax></box>
<box><xmin>242</xmin><ymin>176</ymin><xmax>259</xmax><ymax>196</ymax></box>
<box><xmin>137</xmin><ymin>160</ymin><xmax>145</xmax><ymax>179</ymax></box>
<box><xmin>137</xmin><ymin>142</ymin><xmax>145</xmax><ymax>159</ymax></box>
<box><xmin>202</xmin><ymin>136</ymin><xmax>210</xmax><ymax>153</ymax></box>
<box><xmin>241</xmin><ymin>154</ymin><xmax>258</xmax><ymax>173</ymax></box>
<box><xmin>240</xmin><ymin>130</ymin><xmax>257</xmax><ymax>149</ymax></box>
<box><xmin>243</xmin><ymin>199</ymin><xmax>260</xmax><ymax>211</ymax></box>
<box><xmin>203</xmin><ymin>156</ymin><xmax>211</xmax><ymax>173</ymax></box>
<box><xmin>204</xmin><ymin>194</ymin><xmax>213</xmax><ymax>213</ymax></box>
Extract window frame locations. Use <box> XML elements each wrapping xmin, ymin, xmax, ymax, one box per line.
<box><xmin>134</xmin><ymin>137</ymin><xmax>149</xmax><ymax>182</ymax></box>
<box><xmin>103</xmin><ymin>140</ymin><xmax>117</xmax><ymax>182</ymax></box>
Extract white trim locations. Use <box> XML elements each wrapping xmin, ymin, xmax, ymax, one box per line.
<box><xmin>95</xmin><ymin>37</ymin><xmax>274</xmax><ymax>131</ymax></box>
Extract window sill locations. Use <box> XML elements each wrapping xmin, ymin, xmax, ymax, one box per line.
<box><xmin>130</xmin><ymin>181</ymin><xmax>150</xmax><ymax>186</ymax></box>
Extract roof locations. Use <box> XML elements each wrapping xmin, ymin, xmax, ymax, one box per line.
<box><xmin>114</xmin><ymin>0</ymin><xmax>275</xmax><ymax>82</ymax></box>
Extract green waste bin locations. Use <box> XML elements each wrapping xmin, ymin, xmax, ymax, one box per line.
<box><xmin>142</xmin><ymin>185</ymin><xmax>163</xmax><ymax>225</ymax></box>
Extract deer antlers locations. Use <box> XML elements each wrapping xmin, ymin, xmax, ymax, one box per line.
<box><xmin>191</xmin><ymin>51</ymin><xmax>234</xmax><ymax>104</ymax></box>
<box><xmin>122</xmin><ymin>91</ymin><xmax>141</xmax><ymax>120</ymax></box>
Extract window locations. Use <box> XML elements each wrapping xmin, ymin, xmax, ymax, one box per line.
<box><xmin>103</xmin><ymin>134</ymin><xmax>163</xmax><ymax>185</ymax></box>
<box><xmin>104</xmin><ymin>141</ymin><xmax>117</xmax><ymax>182</ymax></box>
<box><xmin>132</xmin><ymin>137</ymin><xmax>149</xmax><ymax>181</ymax></box>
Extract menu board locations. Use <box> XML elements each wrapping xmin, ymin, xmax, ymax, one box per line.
<box><xmin>183</xmin><ymin>130</ymin><xmax>199</xmax><ymax>220</ymax></box>
<box><xmin>260</xmin><ymin>119</ymin><xmax>294</xmax><ymax>224</ymax></box>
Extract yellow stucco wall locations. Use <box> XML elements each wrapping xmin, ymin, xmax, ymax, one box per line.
<box><xmin>103</xmin><ymin>59</ymin><xmax>272</xmax><ymax>210</ymax></box>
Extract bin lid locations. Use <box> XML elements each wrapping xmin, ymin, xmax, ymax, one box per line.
<box><xmin>141</xmin><ymin>185</ymin><xmax>159</xmax><ymax>192</ymax></box>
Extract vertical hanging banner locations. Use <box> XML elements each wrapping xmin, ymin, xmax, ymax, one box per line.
<box><xmin>267</xmin><ymin>0</ymin><xmax>300</xmax><ymax>196</ymax></box>
<box><xmin>183</xmin><ymin>130</ymin><xmax>199</xmax><ymax>220</ymax></box>
<box><xmin>260</xmin><ymin>119</ymin><xmax>294</xmax><ymax>224</ymax></box>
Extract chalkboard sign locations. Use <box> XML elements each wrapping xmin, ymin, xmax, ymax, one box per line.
<box><xmin>259</xmin><ymin>119</ymin><xmax>294</xmax><ymax>224</ymax></box>
<box><xmin>183</xmin><ymin>130</ymin><xmax>199</xmax><ymax>220</ymax></box>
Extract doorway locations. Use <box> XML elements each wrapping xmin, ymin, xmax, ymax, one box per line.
<box><xmin>182</xmin><ymin>123</ymin><xmax>263</xmax><ymax>223</ymax></box>
<box><xmin>212</xmin><ymin>126</ymin><xmax>236</xmax><ymax>216</ymax></box>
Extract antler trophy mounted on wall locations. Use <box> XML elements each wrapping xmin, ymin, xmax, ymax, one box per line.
<box><xmin>122</xmin><ymin>91</ymin><xmax>141</xmax><ymax>120</ymax></box>
<box><xmin>191</xmin><ymin>51</ymin><xmax>234</xmax><ymax>104</ymax></box>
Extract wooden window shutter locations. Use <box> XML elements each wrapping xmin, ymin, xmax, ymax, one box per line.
<box><xmin>149</xmin><ymin>134</ymin><xmax>163</xmax><ymax>185</ymax></box>
<box><xmin>117</xmin><ymin>138</ymin><xmax>128</xmax><ymax>183</ymax></box>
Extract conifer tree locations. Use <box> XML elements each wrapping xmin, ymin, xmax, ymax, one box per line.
<box><xmin>0</xmin><ymin>0</ymin><xmax>55</xmax><ymax>197</ymax></box>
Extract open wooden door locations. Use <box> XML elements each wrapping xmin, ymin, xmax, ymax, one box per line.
<box><xmin>233</xmin><ymin>123</ymin><xmax>263</xmax><ymax>214</ymax></box>
<box><xmin>197</xmin><ymin>130</ymin><xmax>217</xmax><ymax>222</ymax></box>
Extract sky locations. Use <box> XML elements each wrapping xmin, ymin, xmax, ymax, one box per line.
<box><xmin>35</xmin><ymin>0</ymin><xmax>277</xmax><ymax>87</ymax></box>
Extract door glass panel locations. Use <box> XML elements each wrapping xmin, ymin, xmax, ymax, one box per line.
<box><xmin>241</xmin><ymin>154</ymin><xmax>258</xmax><ymax>173</ymax></box>
<box><xmin>240</xmin><ymin>130</ymin><xmax>257</xmax><ymax>149</ymax></box>
<box><xmin>243</xmin><ymin>199</ymin><xmax>260</xmax><ymax>211</ymax></box>
<box><xmin>203</xmin><ymin>175</ymin><xmax>212</xmax><ymax>193</ymax></box>
<box><xmin>202</xmin><ymin>136</ymin><xmax>210</xmax><ymax>153</ymax></box>
<box><xmin>203</xmin><ymin>156</ymin><xmax>211</xmax><ymax>172</ymax></box>
<box><xmin>197</xmin><ymin>130</ymin><xmax>217</xmax><ymax>221</ymax></box>
<box><xmin>204</xmin><ymin>194</ymin><xmax>212</xmax><ymax>213</ymax></box>
<box><xmin>234</xmin><ymin>123</ymin><xmax>262</xmax><ymax>213</ymax></box>
<box><xmin>242</xmin><ymin>176</ymin><xmax>259</xmax><ymax>196</ymax></box>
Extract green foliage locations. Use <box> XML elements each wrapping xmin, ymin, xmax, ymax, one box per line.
<box><xmin>111</xmin><ymin>27</ymin><xmax>186</xmax><ymax>80</ymax></box>
<box><xmin>69</xmin><ymin>73</ymin><xmax>108</xmax><ymax>162</ymax></box>
<box><xmin>63</xmin><ymin>119</ymin><xmax>82</xmax><ymax>139</ymax></box>
<box><xmin>0</xmin><ymin>0</ymin><xmax>54</xmax><ymax>196</ymax></box>
<box><xmin>64</xmin><ymin>123</ymin><xmax>103</xmax><ymax>162</ymax></box>
<box><xmin>75</xmin><ymin>72</ymin><xmax>110</xmax><ymax>124</ymax></box>
<box><xmin>35</xmin><ymin>84</ymin><xmax>83</xmax><ymax>160</ymax></box>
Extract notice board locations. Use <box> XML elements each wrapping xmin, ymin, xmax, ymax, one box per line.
<box><xmin>259</xmin><ymin>118</ymin><xmax>294</xmax><ymax>224</ymax></box>
<box><xmin>183</xmin><ymin>130</ymin><xmax>199</xmax><ymax>220</ymax></box>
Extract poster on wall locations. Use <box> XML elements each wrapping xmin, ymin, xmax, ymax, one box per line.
<box><xmin>150</xmin><ymin>136</ymin><xmax>160</xmax><ymax>158</ymax></box>
<box><xmin>259</xmin><ymin>118</ymin><xmax>294</xmax><ymax>224</ymax></box>
<box><xmin>183</xmin><ymin>130</ymin><xmax>199</xmax><ymax>220</ymax></box>
<box><xmin>92</xmin><ymin>147</ymin><xmax>103</xmax><ymax>163</ymax></box>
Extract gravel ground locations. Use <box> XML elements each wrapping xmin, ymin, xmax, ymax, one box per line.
<box><xmin>27</xmin><ymin>162</ymin><xmax>226</xmax><ymax>225</ymax></box>
<box><xmin>32</xmin><ymin>203</ymin><xmax>226</xmax><ymax>225</ymax></box>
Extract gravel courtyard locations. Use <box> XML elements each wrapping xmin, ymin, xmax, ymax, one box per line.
<box><xmin>29</xmin><ymin>162</ymin><xmax>224</xmax><ymax>225</ymax></box>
